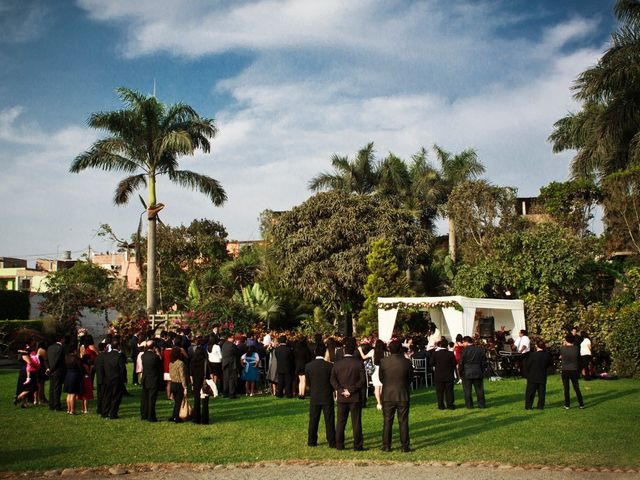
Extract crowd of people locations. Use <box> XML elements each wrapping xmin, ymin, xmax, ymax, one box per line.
<box><xmin>12</xmin><ymin>323</ymin><xmax>590</xmax><ymax>451</ymax></box>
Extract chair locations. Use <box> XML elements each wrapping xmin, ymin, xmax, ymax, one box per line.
<box><xmin>411</xmin><ymin>357</ymin><xmax>431</xmax><ymax>389</ymax></box>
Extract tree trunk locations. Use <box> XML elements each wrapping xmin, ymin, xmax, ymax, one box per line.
<box><xmin>448</xmin><ymin>217</ymin><xmax>456</xmax><ymax>263</ymax></box>
<box><xmin>146</xmin><ymin>216</ymin><xmax>156</xmax><ymax>315</ymax></box>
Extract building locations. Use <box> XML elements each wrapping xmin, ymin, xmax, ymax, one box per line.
<box><xmin>90</xmin><ymin>251</ymin><xmax>141</xmax><ymax>290</ymax></box>
<box><xmin>0</xmin><ymin>257</ymin><xmax>50</xmax><ymax>292</ymax></box>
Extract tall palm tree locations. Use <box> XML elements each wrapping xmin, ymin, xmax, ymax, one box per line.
<box><xmin>433</xmin><ymin>144</ymin><xmax>485</xmax><ymax>262</ymax></box>
<box><xmin>308</xmin><ymin>142</ymin><xmax>378</xmax><ymax>194</ymax></box>
<box><xmin>408</xmin><ymin>147</ymin><xmax>446</xmax><ymax>231</ymax></box>
<box><xmin>71</xmin><ymin>87</ymin><xmax>227</xmax><ymax>314</ymax></box>
<box><xmin>549</xmin><ymin>0</ymin><xmax>640</xmax><ymax>181</ymax></box>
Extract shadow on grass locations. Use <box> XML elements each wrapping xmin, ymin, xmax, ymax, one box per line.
<box><xmin>0</xmin><ymin>446</ymin><xmax>72</xmax><ymax>470</ymax></box>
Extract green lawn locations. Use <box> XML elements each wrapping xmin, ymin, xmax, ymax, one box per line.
<box><xmin>0</xmin><ymin>370</ymin><xmax>638</xmax><ymax>471</ymax></box>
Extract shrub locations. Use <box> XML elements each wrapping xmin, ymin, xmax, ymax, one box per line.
<box><xmin>607</xmin><ymin>302</ymin><xmax>640</xmax><ymax>378</ymax></box>
<box><xmin>0</xmin><ymin>291</ymin><xmax>30</xmax><ymax>320</ymax></box>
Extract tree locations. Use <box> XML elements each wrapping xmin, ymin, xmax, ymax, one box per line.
<box><xmin>71</xmin><ymin>87</ymin><xmax>226</xmax><ymax>315</ymax></box>
<box><xmin>358</xmin><ymin>238</ymin><xmax>412</xmax><ymax>334</ymax></box>
<box><xmin>538</xmin><ymin>180</ymin><xmax>602</xmax><ymax>236</ymax></box>
<box><xmin>602</xmin><ymin>167</ymin><xmax>640</xmax><ymax>253</ymax></box>
<box><xmin>232</xmin><ymin>283</ymin><xmax>282</xmax><ymax>329</ymax></box>
<box><xmin>270</xmin><ymin>190</ymin><xmax>429</xmax><ymax>321</ymax></box>
<box><xmin>433</xmin><ymin>145</ymin><xmax>485</xmax><ymax>262</ymax></box>
<box><xmin>308</xmin><ymin>142</ymin><xmax>378</xmax><ymax>194</ymax></box>
<box><xmin>549</xmin><ymin>0</ymin><xmax>640</xmax><ymax>181</ymax></box>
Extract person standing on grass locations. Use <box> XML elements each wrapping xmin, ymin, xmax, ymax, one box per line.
<box><xmin>330</xmin><ymin>337</ymin><xmax>367</xmax><ymax>451</ymax></box>
<box><xmin>94</xmin><ymin>342</ymin><xmax>106</xmax><ymax>415</ymax></box>
<box><xmin>432</xmin><ymin>339</ymin><xmax>456</xmax><ymax>410</ymax></box>
<box><xmin>559</xmin><ymin>334</ymin><xmax>585</xmax><ymax>410</ymax></box>
<box><xmin>515</xmin><ymin>329</ymin><xmax>531</xmax><ymax>377</ymax></box>
<box><xmin>189</xmin><ymin>338</ymin><xmax>210</xmax><ymax>424</ymax></box>
<box><xmin>168</xmin><ymin>346</ymin><xmax>189</xmax><ymax>422</ymax></box>
<box><xmin>102</xmin><ymin>340</ymin><xmax>127</xmax><ymax>419</ymax></box>
<box><xmin>524</xmin><ymin>340</ymin><xmax>552</xmax><ymax>410</ymax></box>
<box><xmin>379</xmin><ymin>340</ymin><xmax>413</xmax><ymax>453</ymax></box>
<box><xmin>274</xmin><ymin>335</ymin><xmax>295</xmax><ymax>398</ymax></box>
<box><xmin>221</xmin><ymin>333</ymin><xmax>239</xmax><ymax>399</ymax></box>
<box><xmin>305</xmin><ymin>343</ymin><xmax>336</xmax><ymax>448</ymax></box>
<box><xmin>140</xmin><ymin>340</ymin><xmax>163</xmax><ymax>422</ymax></box>
<box><xmin>580</xmin><ymin>331</ymin><xmax>593</xmax><ymax>379</ymax></box>
<box><xmin>46</xmin><ymin>334</ymin><xmax>66</xmax><ymax>412</ymax></box>
<box><xmin>459</xmin><ymin>336</ymin><xmax>487</xmax><ymax>409</ymax></box>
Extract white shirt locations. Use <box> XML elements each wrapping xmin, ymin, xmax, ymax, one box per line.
<box><xmin>515</xmin><ymin>335</ymin><xmax>530</xmax><ymax>354</ymax></box>
<box><xmin>580</xmin><ymin>338</ymin><xmax>592</xmax><ymax>356</ymax></box>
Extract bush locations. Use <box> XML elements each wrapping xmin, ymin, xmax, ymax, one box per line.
<box><xmin>607</xmin><ymin>302</ymin><xmax>640</xmax><ymax>378</ymax></box>
<box><xmin>0</xmin><ymin>291</ymin><xmax>30</xmax><ymax>320</ymax></box>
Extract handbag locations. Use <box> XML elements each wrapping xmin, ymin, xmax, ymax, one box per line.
<box><xmin>200</xmin><ymin>358</ymin><xmax>218</xmax><ymax>398</ymax></box>
<box><xmin>179</xmin><ymin>397</ymin><xmax>192</xmax><ymax>421</ymax></box>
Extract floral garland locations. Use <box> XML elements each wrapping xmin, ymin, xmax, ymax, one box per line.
<box><xmin>376</xmin><ymin>300</ymin><xmax>463</xmax><ymax>312</ymax></box>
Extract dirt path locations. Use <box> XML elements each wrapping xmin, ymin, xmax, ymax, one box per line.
<box><xmin>2</xmin><ymin>461</ymin><xmax>638</xmax><ymax>480</ymax></box>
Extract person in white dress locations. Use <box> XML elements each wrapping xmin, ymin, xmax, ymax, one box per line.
<box><xmin>358</xmin><ymin>339</ymin><xmax>386</xmax><ymax>410</ymax></box>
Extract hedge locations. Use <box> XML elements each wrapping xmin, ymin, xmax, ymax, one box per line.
<box><xmin>0</xmin><ymin>290</ymin><xmax>30</xmax><ymax>320</ymax></box>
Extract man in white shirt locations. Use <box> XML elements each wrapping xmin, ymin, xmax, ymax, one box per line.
<box><xmin>514</xmin><ymin>330</ymin><xmax>530</xmax><ymax>377</ymax></box>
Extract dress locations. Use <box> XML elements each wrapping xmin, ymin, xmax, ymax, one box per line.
<box><xmin>241</xmin><ymin>352</ymin><xmax>260</xmax><ymax>382</ymax></box>
<box><xmin>63</xmin><ymin>354</ymin><xmax>83</xmax><ymax>395</ymax></box>
<box><xmin>362</xmin><ymin>349</ymin><xmax>382</xmax><ymax>387</ymax></box>
<box><xmin>78</xmin><ymin>361</ymin><xmax>94</xmax><ymax>401</ymax></box>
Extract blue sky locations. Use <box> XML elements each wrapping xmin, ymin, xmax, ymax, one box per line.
<box><xmin>0</xmin><ymin>0</ymin><xmax>617</xmax><ymax>261</ymax></box>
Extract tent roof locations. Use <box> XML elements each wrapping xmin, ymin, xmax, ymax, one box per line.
<box><xmin>377</xmin><ymin>296</ymin><xmax>524</xmax><ymax>311</ymax></box>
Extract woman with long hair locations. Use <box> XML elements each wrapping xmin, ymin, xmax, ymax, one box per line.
<box><xmin>241</xmin><ymin>345</ymin><xmax>260</xmax><ymax>397</ymax></box>
<box><xmin>63</xmin><ymin>344</ymin><xmax>83</xmax><ymax>415</ymax></box>
<box><xmin>293</xmin><ymin>336</ymin><xmax>312</xmax><ymax>399</ymax></box>
<box><xmin>359</xmin><ymin>339</ymin><xmax>386</xmax><ymax>410</ymax></box>
<box><xmin>168</xmin><ymin>346</ymin><xmax>188</xmax><ymax>422</ymax></box>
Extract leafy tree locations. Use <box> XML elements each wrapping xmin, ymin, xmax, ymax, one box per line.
<box><xmin>308</xmin><ymin>142</ymin><xmax>378</xmax><ymax>194</ymax></box>
<box><xmin>40</xmin><ymin>262</ymin><xmax>113</xmax><ymax>334</ymax></box>
<box><xmin>232</xmin><ymin>283</ymin><xmax>282</xmax><ymax>329</ymax></box>
<box><xmin>538</xmin><ymin>180</ymin><xmax>602</xmax><ymax>235</ymax></box>
<box><xmin>71</xmin><ymin>87</ymin><xmax>226</xmax><ymax>314</ymax></box>
<box><xmin>270</xmin><ymin>190</ymin><xmax>429</xmax><ymax>320</ymax></box>
<box><xmin>602</xmin><ymin>167</ymin><xmax>640</xmax><ymax>254</ymax></box>
<box><xmin>358</xmin><ymin>238</ymin><xmax>413</xmax><ymax>334</ymax></box>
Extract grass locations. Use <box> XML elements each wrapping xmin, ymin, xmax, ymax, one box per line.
<box><xmin>0</xmin><ymin>370</ymin><xmax>638</xmax><ymax>472</ymax></box>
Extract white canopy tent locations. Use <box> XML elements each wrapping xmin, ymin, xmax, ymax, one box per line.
<box><xmin>377</xmin><ymin>296</ymin><xmax>526</xmax><ymax>342</ymax></box>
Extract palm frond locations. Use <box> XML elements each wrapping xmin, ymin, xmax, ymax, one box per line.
<box><xmin>114</xmin><ymin>174</ymin><xmax>147</xmax><ymax>205</ymax></box>
<box><xmin>70</xmin><ymin>146</ymin><xmax>140</xmax><ymax>174</ymax></box>
<box><xmin>168</xmin><ymin>169</ymin><xmax>227</xmax><ymax>205</ymax></box>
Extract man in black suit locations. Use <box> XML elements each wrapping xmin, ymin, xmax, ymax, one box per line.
<box><xmin>330</xmin><ymin>337</ymin><xmax>366</xmax><ymax>451</ymax></box>
<box><xmin>274</xmin><ymin>335</ymin><xmax>294</xmax><ymax>398</ymax></box>
<box><xmin>129</xmin><ymin>332</ymin><xmax>140</xmax><ymax>385</ymax></box>
<box><xmin>305</xmin><ymin>343</ymin><xmax>336</xmax><ymax>448</ymax></box>
<box><xmin>379</xmin><ymin>340</ymin><xmax>413</xmax><ymax>452</ymax></box>
<box><xmin>221</xmin><ymin>333</ymin><xmax>239</xmax><ymax>398</ymax></box>
<box><xmin>432</xmin><ymin>339</ymin><xmax>456</xmax><ymax>410</ymax></box>
<box><xmin>524</xmin><ymin>339</ymin><xmax>553</xmax><ymax>410</ymax></box>
<box><xmin>102</xmin><ymin>340</ymin><xmax>127</xmax><ymax>419</ymax></box>
<box><xmin>459</xmin><ymin>336</ymin><xmax>487</xmax><ymax>408</ymax></box>
<box><xmin>45</xmin><ymin>334</ymin><xmax>66</xmax><ymax>411</ymax></box>
<box><xmin>94</xmin><ymin>342</ymin><xmax>106</xmax><ymax>415</ymax></box>
<box><xmin>140</xmin><ymin>340</ymin><xmax>163</xmax><ymax>422</ymax></box>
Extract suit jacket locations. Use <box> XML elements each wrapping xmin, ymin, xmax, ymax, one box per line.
<box><xmin>305</xmin><ymin>357</ymin><xmax>334</xmax><ymax>405</ymax></box>
<box><xmin>221</xmin><ymin>341</ymin><xmax>239</xmax><ymax>370</ymax></box>
<box><xmin>274</xmin><ymin>344</ymin><xmax>294</xmax><ymax>374</ymax></box>
<box><xmin>94</xmin><ymin>352</ymin><xmax>105</xmax><ymax>385</ymax></box>
<box><xmin>141</xmin><ymin>350</ymin><xmax>163</xmax><ymax>388</ymax></box>
<box><xmin>330</xmin><ymin>355</ymin><xmax>366</xmax><ymax>403</ymax></box>
<box><xmin>103</xmin><ymin>350</ymin><xmax>126</xmax><ymax>384</ymax></box>
<box><xmin>459</xmin><ymin>345</ymin><xmax>487</xmax><ymax>380</ymax></box>
<box><xmin>379</xmin><ymin>353</ymin><xmax>412</xmax><ymax>403</ymax></box>
<box><xmin>432</xmin><ymin>348</ymin><xmax>456</xmax><ymax>383</ymax></box>
<box><xmin>525</xmin><ymin>350</ymin><xmax>552</xmax><ymax>384</ymax></box>
<box><xmin>129</xmin><ymin>335</ymin><xmax>139</xmax><ymax>362</ymax></box>
<box><xmin>46</xmin><ymin>343</ymin><xmax>66</xmax><ymax>376</ymax></box>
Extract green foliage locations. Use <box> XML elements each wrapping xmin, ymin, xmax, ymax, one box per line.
<box><xmin>358</xmin><ymin>238</ymin><xmax>412</xmax><ymax>334</ymax></box>
<box><xmin>602</xmin><ymin>167</ymin><xmax>640</xmax><ymax>254</ymax></box>
<box><xmin>523</xmin><ymin>286</ymin><xmax>576</xmax><ymax>350</ymax></box>
<box><xmin>232</xmin><ymin>283</ymin><xmax>282</xmax><ymax>329</ymax></box>
<box><xmin>539</xmin><ymin>180</ymin><xmax>602</xmax><ymax>235</ymax></box>
<box><xmin>607</xmin><ymin>301</ymin><xmax>640</xmax><ymax>378</ymax></box>
<box><xmin>271</xmin><ymin>190</ymin><xmax>430</xmax><ymax>318</ymax></box>
<box><xmin>0</xmin><ymin>290</ymin><xmax>30</xmax><ymax>320</ymax></box>
<box><xmin>296</xmin><ymin>307</ymin><xmax>337</xmax><ymax>338</ymax></box>
<box><xmin>219</xmin><ymin>246</ymin><xmax>262</xmax><ymax>292</ymax></box>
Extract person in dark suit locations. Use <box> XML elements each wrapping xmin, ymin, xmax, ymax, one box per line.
<box><xmin>524</xmin><ymin>339</ymin><xmax>552</xmax><ymax>410</ymax></box>
<box><xmin>379</xmin><ymin>340</ymin><xmax>413</xmax><ymax>452</ymax></box>
<box><xmin>274</xmin><ymin>335</ymin><xmax>295</xmax><ymax>398</ymax></box>
<box><xmin>432</xmin><ymin>339</ymin><xmax>456</xmax><ymax>410</ymax></box>
<box><xmin>305</xmin><ymin>343</ymin><xmax>335</xmax><ymax>448</ymax></box>
<box><xmin>189</xmin><ymin>338</ymin><xmax>210</xmax><ymax>424</ymax></box>
<box><xmin>459</xmin><ymin>336</ymin><xmax>487</xmax><ymax>409</ymax></box>
<box><xmin>45</xmin><ymin>335</ymin><xmax>66</xmax><ymax>411</ymax></box>
<box><xmin>102</xmin><ymin>340</ymin><xmax>127</xmax><ymax>419</ymax></box>
<box><xmin>330</xmin><ymin>337</ymin><xmax>366</xmax><ymax>451</ymax></box>
<box><xmin>140</xmin><ymin>340</ymin><xmax>163</xmax><ymax>422</ymax></box>
<box><xmin>221</xmin><ymin>334</ymin><xmax>239</xmax><ymax>399</ymax></box>
<box><xmin>94</xmin><ymin>342</ymin><xmax>106</xmax><ymax>415</ymax></box>
<box><xmin>130</xmin><ymin>332</ymin><xmax>140</xmax><ymax>385</ymax></box>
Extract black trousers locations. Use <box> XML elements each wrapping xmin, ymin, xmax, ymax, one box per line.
<box><xmin>308</xmin><ymin>402</ymin><xmax>336</xmax><ymax>447</ymax></box>
<box><xmin>524</xmin><ymin>380</ymin><xmax>546</xmax><ymax>409</ymax></box>
<box><xmin>382</xmin><ymin>401</ymin><xmax>410</xmax><ymax>450</ymax></box>
<box><xmin>462</xmin><ymin>378</ymin><xmax>486</xmax><ymax>408</ymax></box>
<box><xmin>95</xmin><ymin>383</ymin><xmax>103</xmax><ymax>415</ymax></box>
<box><xmin>131</xmin><ymin>359</ymin><xmax>138</xmax><ymax>384</ymax></box>
<box><xmin>561</xmin><ymin>370</ymin><xmax>584</xmax><ymax>407</ymax></box>
<box><xmin>192</xmin><ymin>385</ymin><xmax>210</xmax><ymax>424</ymax></box>
<box><xmin>170</xmin><ymin>382</ymin><xmax>184</xmax><ymax>421</ymax></box>
<box><xmin>103</xmin><ymin>381</ymin><xmax>123</xmax><ymax>418</ymax></box>
<box><xmin>336</xmin><ymin>402</ymin><xmax>363</xmax><ymax>450</ymax></box>
<box><xmin>140</xmin><ymin>385</ymin><xmax>159</xmax><ymax>421</ymax></box>
<box><xmin>276</xmin><ymin>372</ymin><xmax>293</xmax><ymax>398</ymax></box>
<box><xmin>222</xmin><ymin>366</ymin><xmax>237</xmax><ymax>398</ymax></box>
<box><xmin>435</xmin><ymin>381</ymin><xmax>455</xmax><ymax>409</ymax></box>
<box><xmin>49</xmin><ymin>372</ymin><xmax>64</xmax><ymax>411</ymax></box>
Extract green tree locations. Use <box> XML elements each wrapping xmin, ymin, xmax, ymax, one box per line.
<box><xmin>71</xmin><ymin>87</ymin><xmax>226</xmax><ymax>315</ymax></box>
<box><xmin>308</xmin><ymin>142</ymin><xmax>378</xmax><ymax>194</ymax></box>
<box><xmin>358</xmin><ymin>238</ymin><xmax>412</xmax><ymax>334</ymax></box>
<box><xmin>602</xmin><ymin>167</ymin><xmax>640</xmax><ymax>254</ymax></box>
<box><xmin>232</xmin><ymin>283</ymin><xmax>282</xmax><ymax>329</ymax></box>
<box><xmin>271</xmin><ymin>190</ymin><xmax>429</xmax><ymax>320</ymax></box>
<box><xmin>538</xmin><ymin>180</ymin><xmax>602</xmax><ymax>236</ymax></box>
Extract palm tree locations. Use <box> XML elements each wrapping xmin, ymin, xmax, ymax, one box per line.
<box><xmin>71</xmin><ymin>87</ymin><xmax>226</xmax><ymax>314</ymax></box>
<box><xmin>549</xmin><ymin>0</ymin><xmax>640</xmax><ymax>181</ymax></box>
<box><xmin>308</xmin><ymin>142</ymin><xmax>378</xmax><ymax>194</ymax></box>
<box><xmin>433</xmin><ymin>144</ymin><xmax>485</xmax><ymax>262</ymax></box>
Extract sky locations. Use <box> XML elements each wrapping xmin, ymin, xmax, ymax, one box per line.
<box><xmin>0</xmin><ymin>0</ymin><xmax>617</xmax><ymax>263</ymax></box>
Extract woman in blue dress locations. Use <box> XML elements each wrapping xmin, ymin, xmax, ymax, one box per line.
<box><xmin>240</xmin><ymin>345</ymin><xmax>260</xmax><ymax>396</ymax></box>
